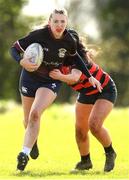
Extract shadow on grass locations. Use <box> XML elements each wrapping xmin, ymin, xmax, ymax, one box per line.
<box><xmin>11</xmin><ymin>169</ymin><xmax>104</xmax><ymax>178</ymax></box>
<box><xmin>12</xmin><ymin>170</ymin><xmax>67</xmax><ymax>177</ymax></box>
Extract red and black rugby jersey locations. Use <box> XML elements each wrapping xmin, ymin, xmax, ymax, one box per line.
<box><xmin>61</xmin><ymin>62</ymin><xmax>110</xmax><ymax>95</ymax></box>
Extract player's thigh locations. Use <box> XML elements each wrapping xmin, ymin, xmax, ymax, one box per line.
<box><xmin>75</xmin><ymin>101</ymin><xmax>93</xmax><ymax>130</ymax></box>
<box><xmin>21</xmin><ymin>95</ymin><xmax>34</xmax><ymax>122</ymax></box>
<box><xmin>30</xmin><ymin>87</ymin><xmax>57</xmax><ymax>115</ymax></box>
<box><xmin>89</xmin><ymin>99</ymin><xmax>113</xmax><ymax>128</ymax></box>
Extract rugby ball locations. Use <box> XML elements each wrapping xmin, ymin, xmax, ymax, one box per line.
<box><xmin>24</xmin><ymin>43</ymin><xmax>43</xmax><ymax>67</ymax></box>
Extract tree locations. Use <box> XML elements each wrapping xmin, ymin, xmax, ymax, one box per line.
<box><xmin>0</xmin><ymin>0</ymin><xmax>28</xmax><ymax>101</ymax></box>
<box><xmin>94</xmin><ymin>0</ymin><xmax>129</xmax><ymax>106</ymax></box>
<box><xmin>0</xmin><ymin>0</ymin><xmax>45</xmax><ymax>102</ymax></box>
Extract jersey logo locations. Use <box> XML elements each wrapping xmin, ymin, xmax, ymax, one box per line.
<box><xmin>21</xmin><ymin>86</ymin><xmax>28</xmax><ymax>94</ymax></box>
<box><xmin>58</xmin><ymin>48</ymin><xmax>66</xmax><ymax>58</ymax></box>
<box><xmin>51</xmin><ymin>83</ymin><xmax>56</xmax><ymax>89</ymax></box>
<box><xmin>43</xmin><ymin>47</ymin><xmax>49</xmax><ymax>52</ymax></box>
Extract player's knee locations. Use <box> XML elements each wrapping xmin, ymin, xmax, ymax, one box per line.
<box><xmin>89</xmin><ymin>117</ymin><xmax>100</xmax><ymax>134</ymax></box>
<box><xmin>30</xmin><ymin>109</ymin><xmax>40</xmax><ymax>122</ymax></box>
<box><xmin>76</xmin><ymin>127</ymin><xmax>86</xmax><ymax>142</ymax></box>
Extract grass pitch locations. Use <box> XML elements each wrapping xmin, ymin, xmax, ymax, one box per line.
<box><xmin>0</xmin><ymin>102</ymin><xmax>129</xmax><ymax>179</ymax></box>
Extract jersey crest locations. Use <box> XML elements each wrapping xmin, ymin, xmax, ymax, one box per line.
<box><xmin>58</xmin><ymin>48</ymin><xmax>66</xmax><ymax>58</ymax></box>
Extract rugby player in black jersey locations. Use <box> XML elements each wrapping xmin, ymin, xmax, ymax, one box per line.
<box><xmin>50</xmin><ymin>49</ymin><xmax>117</xmax><ymax>172</ymax></box>
<box><xmin>10</xmin><ymin>8</ymin><xmax>102</xmax><ymax>171</ymax></box>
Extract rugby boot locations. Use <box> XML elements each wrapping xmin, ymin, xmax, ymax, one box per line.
<box><xmin>104</xmin><ymin>151</ymin><xmax>117</xmax><ymax>172</ymax></box>
<box><xmin>74</xmin><ymin>159</ymin><xmax>93</xmax><ymax>170</ymax></box>
<box><xmin>17</xmin><ymin>152</ymin><xmax>29</xmax><ymax>171</ymax></box>
<box><xmin>30</xmin><ymin>141</ymin><xmax>39</xmax><ymax>159</ymax></box>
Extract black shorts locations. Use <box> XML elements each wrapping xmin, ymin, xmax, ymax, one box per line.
<box><xmin>19</xmin><ymin>70</ymin><xmax>62</xmax><ymax>97</ymax></box>
<box><xmin>77</xmin><ymin>79</ymin><xmax>117</xmax><ymax>105</ymax></box>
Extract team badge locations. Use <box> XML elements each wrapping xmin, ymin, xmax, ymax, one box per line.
<box><xmin>58</xmin><ymin>48</ymin><xmax>66</xmax><ymax>58</ymax></box>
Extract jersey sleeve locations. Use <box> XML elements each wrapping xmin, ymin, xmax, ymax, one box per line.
<box><xmin>69</xmin><ymin>30</ymin><xmax>88</xmax><ymax>58</ymax></box>
<box><xmin>65</xmin><ymin>31</ymin><xmax>77</xmax><ymax>55</ymax></box>
<box><xmin>17</xmin><ymin>31</ymin><xmax>38</xmax><ymax>51</ymax></box>
<box><xmin>68</xmin><ymin>30</ymin><xmax>91</xmax><ymax>78</ymax></box>
<box><xmin>10</xmin><ymin>30</ymin><xmax>41</xmax><ymax>63</ymax></box>
<box><xmin>9</xmin><ymin>31</ymin><xmax>35</xmax><ymax>63</ymax></box>
<box><xmin>9</xmin><ymin>46</ymin><xmax>22</xmax><ymax>63</ymax></box>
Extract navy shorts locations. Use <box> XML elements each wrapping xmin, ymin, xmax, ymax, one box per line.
<box><xmin>19</xmin><ymin>70</ymin><xmax>62</xmax><ymax>97</ymax></box>
<box><xmin>77</xmin><ymin>79</ymin><xmax>117</xmax><ymax>105</ymax></box>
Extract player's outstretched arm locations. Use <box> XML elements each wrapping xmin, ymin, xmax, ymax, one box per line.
<box><xmin>50</xmin><ymin>69</ymin><xmax>102</xmax><ymax>92</ymax></box>
<box><xmin>49</xmin><ymin>69</ymin><xmax>82</xmax><ymax>85</ymax></box>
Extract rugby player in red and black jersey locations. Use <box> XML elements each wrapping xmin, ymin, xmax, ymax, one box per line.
<box><xmin>49</xmin><ymin>48</ymin><xmax>117</xmax><ymax>172</ymax></box>
<box><xmin>10</xmin><ymin>8</ymin><xmax>102</xmax><ymax>171</ymax></box>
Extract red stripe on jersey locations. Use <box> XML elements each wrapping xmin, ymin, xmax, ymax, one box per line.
<box><xmin>79</xmin><ymin>73</ymin><xmax>87</xmax><ymax>81</ymax></box>
<box><xmin>95</xmin><ymin>68</ymin><xmax>103</xmax><ymax>81</ymax></box>
<box><xmin>72</xmin><ymin>63</ymin><xmax>99</xmax><ymax>91</ymax></box>
<box><xmin>101</xmin><ymin>73</ymin><xmax>110</xmax><ymax>88</ymax></box>
<box><xmin>77</xmin><ymin>63</ymin><xmax>98</xmax><ymax>81</ymax></box>
<box><xmin>89</xmin><ymin>63</ymin><xmax>98</xmax><ymax>74</ymax></box>
<box><xmin>82</xmin><ymin>67</ymin><xmax>103</xmax><ymax>89</ymax></box>
<box><xmin>72</xmin><ymin>83</ymin><xmax>84</xmax><ymax>90</ymax></box>
<box><xmin>72</xmin><ymin>73</ymin><xmax>86</xmax><ymax>90</ymax></box>
<box><xmin>86</xmin><ymin>73</ymin><xmax>110</xmax><ymax>95</ymax></box>
<box><xmin>61</xmin><ymin>66</ymin><xmax>71</xmax><ymax>74</ymax></box>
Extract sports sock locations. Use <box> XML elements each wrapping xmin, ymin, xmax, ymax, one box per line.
<box><xmin>81</xmin><ymin>153</ymin><xmax>90</xmax><ymax>162</ymax></box>
<box><xmin>22</xmin><ymin>146</ymin><xmax>31</xmax><ymax>156</ymax></box>
<box><xmin>104</xmin><ymin>143</ymin><xmax>115</xmax><ymax>153</ymax></box>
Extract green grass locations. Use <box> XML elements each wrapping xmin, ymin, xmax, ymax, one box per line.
<box><xmin>0</xmin><ymin>102</ymin><xmax>129</xmax><ymax>180</ymax></box>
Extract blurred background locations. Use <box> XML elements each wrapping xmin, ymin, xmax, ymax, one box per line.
<box><xmin>0</xmin><ymin>0</ymin><xmax>129</xmax><ymax>107</ymax></box>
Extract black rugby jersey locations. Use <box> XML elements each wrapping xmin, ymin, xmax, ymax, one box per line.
<box><xmin>13</xmin><ymin>26</ymin><xmax>77</xmax><ymax>80</ymax></box>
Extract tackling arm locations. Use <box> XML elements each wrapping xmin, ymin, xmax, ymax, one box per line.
<box><xmin>49</xmin><ymin>69</ymin><xmax>82</xmax><ymax>85</ymax></box>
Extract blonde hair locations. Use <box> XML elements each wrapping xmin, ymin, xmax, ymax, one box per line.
<box><xmin>49</xmin><ymin>8</ymin><xmax>68</xmax><ymax>20</ymax></box>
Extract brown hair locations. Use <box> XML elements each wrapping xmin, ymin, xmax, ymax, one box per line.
<box><xmin>49</xmin><ymin>8</ymin><xmax>68</xmax><ymax>20</ymax></box>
